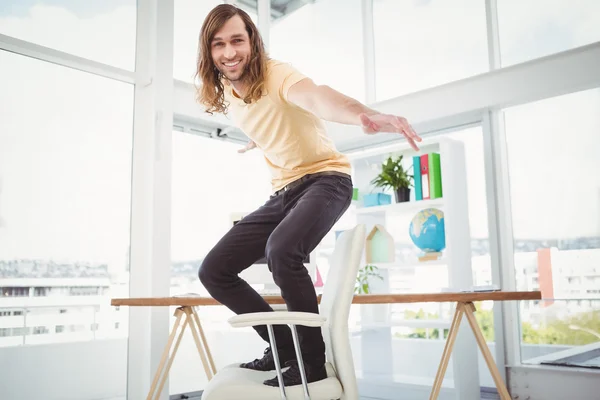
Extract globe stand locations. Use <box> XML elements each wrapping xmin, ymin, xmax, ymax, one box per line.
<box><xmin>418</xmin><ymin>251</ymin><xmax>443</xmax><ymax>262</ymax></box>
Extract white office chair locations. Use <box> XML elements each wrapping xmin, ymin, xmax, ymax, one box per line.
<box><xmin>201</xmin><ymin>224</ymin><xmax>366</xmax><ymax>400</ymax></box>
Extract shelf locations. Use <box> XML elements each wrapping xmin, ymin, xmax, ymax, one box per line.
<box><xmin>354</xmin><ymin>197</ymin><xmax>444</xmax><ymax>216</ymax></box>
<box><xmin>356</xmin><ymin>319</ymin><xmax>452</xmax><ymax>330</ymax></box>
<box><xmin>372</xmin><ymin>258</ymin><xmax>448</xmax><ymax>269</ymax></box>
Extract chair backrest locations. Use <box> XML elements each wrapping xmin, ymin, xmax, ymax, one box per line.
<box><xmin>319</xmin><ymin>224</ymin><xmax>366</xmax><ymax>400</ymax></box>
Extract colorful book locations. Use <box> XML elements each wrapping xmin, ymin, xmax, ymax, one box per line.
<box><xmin>420</xmin><ymin>154</ymin><xmax>430</xmax><ymax>200</ymax></box>
<box><xmin>429</xmin><ymin>152</ymin><xmax>443</xmax><ymax>198</ymax></box>
<box><xmin>413</xmin><ymin>155</ymin><xmax>422</xmax><ymax>200</ymax></box>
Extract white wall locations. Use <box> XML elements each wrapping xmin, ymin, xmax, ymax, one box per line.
<box><xmin>0</xmin><ymin>339</ymin><xmax>127</xmax><ymax>400</ymax></box>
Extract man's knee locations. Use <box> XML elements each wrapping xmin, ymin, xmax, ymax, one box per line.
<box><xmin>265</xmin><ymin>238</ymin><xmax>289</xmax><ymax>265</ymax></box>
<box><xmin>198</xmin><ymin>252</ymin><xmax>220</xmax><ymax>288</ymax></box>
<box><xmin>265</xmin><ymin>238</ymin><xmax>304</xmax><ymax>279</ymax></box>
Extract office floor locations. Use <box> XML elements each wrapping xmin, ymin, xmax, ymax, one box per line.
<box><xmin>169</xmin><ymin>387</ymin><xmax>501</xmax><ymax>400</ymax></box>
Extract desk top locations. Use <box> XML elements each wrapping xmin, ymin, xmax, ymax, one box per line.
<box><xmin>111</xmin><ymin>291</ymin><xmax>541</xmax><ymax>307</ymax></box>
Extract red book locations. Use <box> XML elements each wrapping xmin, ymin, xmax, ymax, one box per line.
<box><xmin>420</xmin><ymin>154</ymin><xmax>430</xmax><ymax>200</ymax></box>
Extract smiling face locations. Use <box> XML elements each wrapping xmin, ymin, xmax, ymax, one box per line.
<box><xmin>197</xmin><ymin>4</ymin><xmax>268</xmax><ymax>114</ymax></box>
<box><xmin>211</xmin><ymin>15</ymin><xmax>251</xmax><ymax>84</ymax></box>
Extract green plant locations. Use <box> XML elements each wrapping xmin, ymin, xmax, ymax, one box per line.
<box><xmin>355</xmin><ymin>264</ymin><xmax>384</xmax><ymax>294</ymax></box>
<box><xmin>370</xmin><ymin>155</ymin><xmax>413</xmax><ymax>191</ymax></box>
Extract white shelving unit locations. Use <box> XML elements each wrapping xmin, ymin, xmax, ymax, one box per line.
<box><xmin>374</xmin><ymin>257</ymin><xmax>448</xmax><ymax>269</ymax></box>
<box><xmin>346</xmin><ymin>136</ymin><xmax>480</xmax><ymax>399</ymax></box>
<box><xmin>349</xmin><ymin>136</ymin><xmax>473</xmax><ymax>291</ymax></box>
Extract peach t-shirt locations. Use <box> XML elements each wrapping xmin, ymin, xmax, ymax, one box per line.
<box><xmin>223</xmin><ymin>59</ymin><xmax>351</xmax><ymax>192</ymax></box>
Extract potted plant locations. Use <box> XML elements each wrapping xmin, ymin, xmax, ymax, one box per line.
<box><xmin>370</xmin><ymin>155</ymin><xmax>413</xmax><ymax>203</ymax></box>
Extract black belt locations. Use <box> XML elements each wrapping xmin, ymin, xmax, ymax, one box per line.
<box><xmin>273</xmin><ymin>171</ymin><xmax>350</xmax><ymax>196</ymax></box>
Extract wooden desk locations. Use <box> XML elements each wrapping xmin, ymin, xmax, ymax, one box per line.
<box><xmin>112</xmin><ymin>291</ymin><xmax>540</xmax><ymax>400</ymax></box>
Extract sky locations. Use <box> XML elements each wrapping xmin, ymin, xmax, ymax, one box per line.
<box><xmin>0</xmin><ymin>0</ymin><xmax>599</xmax><ymax>267</ymax></box>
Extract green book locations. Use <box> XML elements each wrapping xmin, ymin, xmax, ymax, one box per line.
<box><xmin>429</xmin><ymin>152</ymin><xmax>443</xmax><ymax>199</ymax></box>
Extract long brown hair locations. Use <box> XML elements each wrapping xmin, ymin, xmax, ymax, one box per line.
<box><xmin>195</xmin><ymin>4</ymin><xmax>269</xmax><ymax>115</ymax></box>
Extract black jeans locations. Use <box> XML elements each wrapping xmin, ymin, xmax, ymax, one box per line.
<box><xmin>198</xmin><ymin>172</ymin><xmax>353</xmax><ymax>367</ymax></box>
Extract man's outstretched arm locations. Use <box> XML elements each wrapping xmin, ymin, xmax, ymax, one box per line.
<box><xmin>287</xmin><ymin>77</ymin><xmax>422</xmax><ymax>151</ymax></box>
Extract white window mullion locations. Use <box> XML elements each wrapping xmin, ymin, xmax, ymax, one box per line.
<box><xmin>485</xmin><ymin>0</ymin><xmax>502</xmax><ymax>70</ymax></box>
<box><xmin>484</xmin><ymin>108</ymin><xmax>522</xmax><ymax>372</ymax></box>
<box><xmin>257</xmin><ymin>0</ymin><xmax>271</xmax><ymax>51</ymax></box>
<box><xmin>482</xmin><ymin>110</ymin><xmax>511</xmax><ymax>386</ymax></box>
<box><xmin>128</xmin><ymin>1</ymin><xmax>174</xmax><ymax>399</ymax></box>
<box><xmin>0</xmin><ymin>33</ymin><xmax>135</xmax><ymax>83</ymax></box>
<box><xmin>362</xmin><ymin>0</ymin><xmax>376</xmax><ymax>104</ymax></box>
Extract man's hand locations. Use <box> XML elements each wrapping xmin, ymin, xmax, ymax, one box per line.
<box><xmin>360</xmin><ymin>113</ymin><xmax>422</xmax><ymax>151</ymax></box>
<box><xmin>238</xmin><ymin>140</ymin><xmax>257</xmax><ymax>153</ymax></box>
<box><xmin>286</xmin><ymin>77</ymin><xmax>422</xmax><ymax>150</ymax></box>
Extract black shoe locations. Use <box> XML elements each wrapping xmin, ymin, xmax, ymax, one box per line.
<box><xmin>263</xmin><ymin>360</ymin><xmax>327</xmax><ymax>387</ymax></box>
<box><xmin>240</xmin><ymin>347</ymin><xmax>295</xmax><ymax>371</ymax></box>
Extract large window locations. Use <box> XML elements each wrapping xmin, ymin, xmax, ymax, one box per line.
<box><xmin>170</xmin><ymin>134</ymin><xmax>272</xmax><ymax>277</ymax></box>
<box><xmin>497</xmin><ymin>0</ymin><xmax>600</xmax><ymax>67</ymax></box>
<box><xmin>0</xmin><ymin>1</ymin><xmax>136</xmax><ymax>70</ymax></box>
<box><xmin>169</xmin><ymin>133</ymin><xmax>273</xmax><ymax>395</ymax></box>
<box><xmin>0</xmin><ymin>50</ymin><xmax>133</xmax><ymax>396</ymax></box>
<box><xmin>503</xmin><ymin>88</ymin><xmax>600</xmax><ymax>367</ymax></box>
<box><xmin>373</xmin><ymin>0</ymin><xmax>488</xmax><ymax>102</ymax></box>
<box><xmin>269</xmin><ymin>0</ymin><xmax>366</xmax><ymax>103</ymax></box>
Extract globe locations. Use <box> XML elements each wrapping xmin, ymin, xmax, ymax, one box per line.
<box><xmin>409</xmin><ymin>208</ymin><xmax>446</xmax><ymax>253</ymax></box>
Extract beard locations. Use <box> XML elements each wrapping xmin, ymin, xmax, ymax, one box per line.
<box><xmin>217</xmin><ymin>57</ymin><xmax>248</xmax><ymax>83</ymax></box>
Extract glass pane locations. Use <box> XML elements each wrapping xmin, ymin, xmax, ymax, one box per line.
<box><xmin>169</xmin><ymin>133</ymin><xmax>273</xmax><ymax>395</ymax></box>
<box><xmin>503</xmin><ymin>88</ymin><xmax>600</xmax><ymax>367</ymax></box>
<box><xmin>520</xmin><ymin>299</ymin><xmax>600</xmax><ymax>368</ymax></box>
<box><xmin>270</xmin><ymin>0</ymin><xmax>366</xmax><ymax>103</ymax></box>
<box><xmin>497</xmin><ymin>0</ymin><xmax>600</xmax><ymax>66</ymax></box>
<box><xmin>173</xmin><ymin>0</ymin><xmax>222</xmax><ymax>82</ymax></box>
<box><xmin>373</xmin><ymin>0</ymin><xmax>488</xmax><ymax>102</ymax></box>
<box><xmin>0</xmin><ymin>1</ymin><xmax>136</xmax><ymax>71</ymax></box>
<box><xmin>0</xmin><ymin>51</ymin><xmax>133</xmax><ymax>399</ymax></box>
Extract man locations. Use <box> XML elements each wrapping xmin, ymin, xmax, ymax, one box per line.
<box><xmin>196</xmin><ymin>4</ymin><xmax>421</xmax><ymax>388</ymax></box>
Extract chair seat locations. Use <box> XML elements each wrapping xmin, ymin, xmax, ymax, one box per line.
<box><xmin>201</xmin><ymin>362</ymin><xmax>343</xmax><ymax>400</ymax></box>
